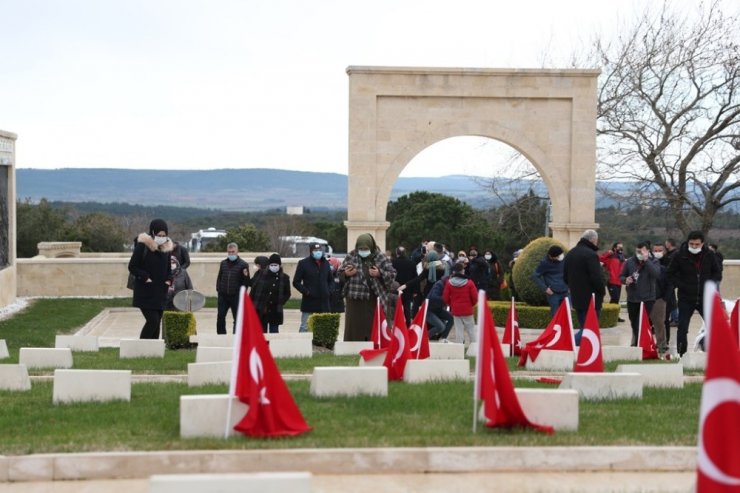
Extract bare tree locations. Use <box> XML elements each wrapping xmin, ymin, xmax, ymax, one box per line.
<box><xmin>594</xmin><ymin>0</ymin><xmax>740</xmax><ymax>235</ymax></box>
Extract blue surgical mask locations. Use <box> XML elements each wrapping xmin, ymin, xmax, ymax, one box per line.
<box><xmin>268</xmin><ymin>264</ymin><xmax>280</xmax><ymax>273</ymax></box>
<box><xmin>358</xmin><ymin>249</ymin><xmax>371</xmax><ymax>258</ymax></box>
<box><xmin>227</xmin><ymin>255</ymin><xmax>237</xmax><ymax>262</ymax></box>
<box><xmin>312</xmin><ymin>251</ymin><xmax>323</xmax><ymax>260</ymax></box>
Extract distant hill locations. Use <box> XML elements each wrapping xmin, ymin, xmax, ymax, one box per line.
<box><xmin>16</xmin><ymin>167</ymin><xmax>633</xmax><ymax>211</ymax></box>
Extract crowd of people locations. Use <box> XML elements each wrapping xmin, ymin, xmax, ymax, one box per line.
<box><xmin>129</xmin><ymin>219</ymin><xmax>724</xmax><ymax>358</ymax></box>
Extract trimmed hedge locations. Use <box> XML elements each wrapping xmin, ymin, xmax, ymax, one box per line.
<box><xmin>308</xmin><ymin>312</ymin><xmax>340</xmax><ymax>350</ymax></box>
<box><xmin>162</xmin><ymin>311</ymin><xmax>197</xmax><ymax>349</ymax></box>
<box><xmin>512</xmin><ymin>237</ymin><xmax>568</xmax><ymax>306</ymax></box>
<box><xmin>488</xmin><ymin>301</ymin><xmax>619</xmax><ymax>329</ymax></box>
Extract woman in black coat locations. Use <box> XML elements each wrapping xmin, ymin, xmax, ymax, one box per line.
<box><xmin>250</xmin><ymin>253</ymin><xmax>292</xmax><ymax>333</ymax></box>
<box><xmin>128</xmin><ymin>219</ymin><xmax>173</xmax><ymax>339</ymax></box>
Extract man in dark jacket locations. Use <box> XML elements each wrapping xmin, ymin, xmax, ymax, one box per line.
<box><xmin>532</xmin><ymin>245</ymin><xmax>568</xmax><ymax>316</ymax></box>
<box><xmin>293</xmin><ymin>243</ymin><xmax>333</xmax><ymax>332</ymax></box>
<box><xmin>216</xmin><ymin>242</ymin><xmax>251</xmax><ymax>334</ymax></box>
<box><xmin>392</xmin><ymin>246</ymin><xmax>418</xmax><ymax>325</ymax></box>
<box><xmin>563</xmin><ymin>229</ymin><xmax>606</xmax><ymax>342</ymax></box>
<box><xmin>666</xmin><ymin>230</ymin><xmax>722</xmax><ymax>356</ymax></box>
<box><xmin>466</xmin><ymin>247</ymin><xmax>491</xmax><ymax>294</ymax></box>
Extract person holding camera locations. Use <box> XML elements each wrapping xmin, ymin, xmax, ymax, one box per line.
<box><xmin>620</xmin><ymin>241</ymin><xmax>661</xmax><ymax>347</ymax></box>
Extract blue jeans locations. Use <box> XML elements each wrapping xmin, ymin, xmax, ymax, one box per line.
<box><xmin>427</xmin><ymin>308</ymin><xmax>454</xmax><ymax>339</ymax></box>
<box><xmin>299</xmin><ymin>311</ymin><xmax>311</xmax><ymax>333</ymax></box>
<box><xmin>547</xmin><ymin>292</ymin><xmax>568</xmax><ymax>317</ymax></box>
<box><xmin>574</xmin><ymin>306</ymin><xmax>601</xmax><ymax>345</ymax></box>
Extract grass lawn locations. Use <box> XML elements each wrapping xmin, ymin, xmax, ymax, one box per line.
<box><xmin>0</xmin><ymin>298</ymin><xmax>702</xmax><ymax>454</ymax></box>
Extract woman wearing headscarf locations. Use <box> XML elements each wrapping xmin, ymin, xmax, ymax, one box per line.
<box><xmin>339</xmin><ymin>233</ymin><xmax>396</xmax><ymax>341</ymax></box>
<box><xmin>250</xmin><ymin>253</ymin><xmax>292</xmax><ymax>333</ymax></box>
<box><xmin>128</xmin><ymin>219</ymin><xmax>173</xmax><ymax>339</ymax></box>
<box><xmin>399</xmin><ymin>250</ymin><xmax>451</xmax><ymax>299</ymax></box>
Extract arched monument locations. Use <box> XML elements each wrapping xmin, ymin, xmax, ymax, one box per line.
<box><xmin>0</xmin><ymin>130</ymin><xmax>17</xmax><ymax>308</ymax></box>
<box><xmin>345</xmin><ymin>66</ymin><xmax>600</xmax><ymax>251</ymax></box>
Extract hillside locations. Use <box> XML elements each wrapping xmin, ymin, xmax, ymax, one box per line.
<box><xmin>16</xmin><ymin>168</ymin><xmax>503</xmax><ymax>210</ymax></box>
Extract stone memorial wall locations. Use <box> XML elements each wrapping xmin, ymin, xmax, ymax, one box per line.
<box><xmin>0</xmin><ymin>130</ymin><xmax>17</xmax><ymax>308</ymax></box>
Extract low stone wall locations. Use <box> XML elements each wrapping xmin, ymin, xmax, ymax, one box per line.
<box><xmin>0</xmin><ymin>266</ymin><xmax>16</xmax><ymax>307</ymax></box>
<box><xmin>14</xmin><ymin>257</ymin><xmax>740</xmax><ymax>301</ymax></box>
<box><xmin>17</xmin><ymin>256</ymin><xmax>302</xmax><ymax>299</ymax></box>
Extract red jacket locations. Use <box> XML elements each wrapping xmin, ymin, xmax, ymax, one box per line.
<box><xmin>599</xmin><ymin>251</ymin><xmax>624</xmax><ymax>286</ymax></box>
<box><xmin>442</xmin><ymin>275</ymin><xmax>478</xmax><ymax>316</ymax></box>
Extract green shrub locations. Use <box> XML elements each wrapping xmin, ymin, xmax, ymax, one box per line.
<box><xmin>162</xmin><ymin>311</ymin><xmax>197</xmax><ymax>349</ymax></box>
<box><xmin>488</xmin><ymin>301</ymin><xmax>619</xmax><ymax>329</ymax></box>
<box><xmin>308</xmin><ymin>313</ymin><xmax>340</xmax><ymax>350</ymax></box>
<box><xmin>512</xmin><ymin>237</ymin><xmax>568</xmax><ymax>306</ymax></box>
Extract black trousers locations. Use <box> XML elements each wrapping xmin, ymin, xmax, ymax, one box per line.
<box><xmin>139</xmin><ymin>308</ymin><xmax>163</xmax><ymax>339</ymax></box>
<box><xmin>677</xmin><ymin>298</ymin><xmax>703</xmax><ymax>356</ymax></box>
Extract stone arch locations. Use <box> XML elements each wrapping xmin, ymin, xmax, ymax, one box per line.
<box><xmin>345</xmin><ymin>66</ymin><xmax>600</xmax><ymax>251</ymax></box>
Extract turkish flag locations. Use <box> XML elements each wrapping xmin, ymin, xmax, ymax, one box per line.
<box><xmin>232</xmin><ymin>289</ymin><xmax>311</xmax><ymax>437</ymax></box>
<box><xmin>638</xmin><ymin>302</ymin><xmax>659</xmax><ymax>360</ymax></box>
<box><xmin>730</xmin><ymin>299</ymin><xmax>739</xmax><ymax>350</ymax></box>
<box><xmin>475</xmin><ymin>291</ymin><xmax>553</xmax><ymax>434</ymax></box>
<box><xmin>370</xmin><ymin>298</ymin><xmax>391</xmax><ymax>349</ymax></box>
<box><xmin>502</xmin><ymin>297</ymin><xmax>522</xmax><ymax>357</ymax></box>
<box><xmin>408</xmin><ymin>299</ymin><xmax>431</xmax><ymax>360</ymax></box>
<box><xmin>518</xmin><ymin>298</ymin><xmax>575</xmax><ymax>366</ymax></box>
<box><xmin>696</xmin><ymin>285</ymin><xmax>740</xmax><ymax>492</ymax></box>
<box><xmin>382</xmin><ymin>297</ymin><xmax>411</xmax><ymax>380</ymax></box>
<box><xmin>574</xmin><ymin>297</ymin><xmax>604</xmax><ymax>372</ymax></box>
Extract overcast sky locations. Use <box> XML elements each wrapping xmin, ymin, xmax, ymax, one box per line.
<box><xmin>1</xmin><ymin>0</ymin><xmax>727</xmax><ymax>177</ymax></box>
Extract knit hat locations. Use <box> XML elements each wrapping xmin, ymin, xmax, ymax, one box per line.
<box><xmin>149</xmin><ymin>218</ymin><xmax>168</xmax><ymax>236</ymax></box>
<box><xmin>268</xmin><ymin>253</ymin><xmax>282</xmax><ymax>265</ymax></box>
<box><xmin>548</xmin><ymin>245</ymin><xmax>564</xmax><ymax>257</ymax></box>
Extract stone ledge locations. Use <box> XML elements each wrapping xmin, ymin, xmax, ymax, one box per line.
<box><xmin>3</xmin><ymin>447</ymin><xmax>696</xmax><ymax>482</ymax></box>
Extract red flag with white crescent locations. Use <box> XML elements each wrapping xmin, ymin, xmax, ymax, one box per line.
<box><xmin>518</xmin><ymin>298</ymin><xmax>575</xmax><ymax>365</ymax></box>
<box><xmin>502</xmin><ymin>297</ymin><xmax>522</xmax><ymax>356</ymax></box>
<box><xmin>574</xmin><ymin>296</ymin><xmax>604</xmax><ymax>372</ymax></box>
<box><xmin>233</xmin><ymin>291</ymin><xmax>311</xmax><ymax>437</ymax></box>
<box><xmin>370</xmin><ymin>298</ymin><xmax>391</xmax><ymax>350</ymax></box>
<box><xmin>730</xmin><ymin>299</ymin><xmax>739</xmax><ymax>350</ymax></box>
<box><xmin>382</xmin><ymin>297</ymin><xmax>411</xmax><ymax>380</ymax></box>
<box><xmin>408</xmin><ymin>300</ymin><xmax>430</xmax><ymax>360</ymax></box>
<box><xmin>638</xmin><ymin>302</ymin><xmax>659</xmax><ymax>360</ymax></box>
<box><xmin>475</xmin><ymin>291</ymin><xmax>553</xmax><ymax>434</ymax></box>
<box><xmin>696</xmin><ymin>285</ymin><xmax>740</xmax><ymax>491</ymax></box>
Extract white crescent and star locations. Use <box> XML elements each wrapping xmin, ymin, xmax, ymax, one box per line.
<box><xmin>381</xmin><ymin>320</ymin><xmax>391</xmax><ymax>341</ymax></box>
<box><xmin>393</xmin><ymin>326</ymin><xmax>406</xmax><ymax>363</ymax></box>
<box><xmin>577</xmin><ymin>328</ymin><xmax>601</xmax><ymax>367</ymax></box>
<box><xmin>409</xmin><ymin>324</ymin><xmax>422</xmax><ymax>352</ymax></box>
<box><xmin>698</xmin><ymin>378</ymin><xmax>740</xmax><ymax>485</ymax></box>
<box><xmin>248</xmin><ymin>347</ymin><xmax>270</xmax><ymax>405</ymax></box>
<box><xmin>545</xmin><ymin>324</ymin><xmax>562</xmax><ymax>348</ymax></box>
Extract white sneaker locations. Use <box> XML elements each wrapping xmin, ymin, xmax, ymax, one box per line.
<box><xmin>441</xmin><ymin>338</ymin><xmax>449</xmax><ymax>343</ymax></box>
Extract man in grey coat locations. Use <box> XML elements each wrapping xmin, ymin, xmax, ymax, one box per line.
<box><xmin>620</xmin><ymin>241</ymin><xmax>661</xmax><ymax>348</ymax></box>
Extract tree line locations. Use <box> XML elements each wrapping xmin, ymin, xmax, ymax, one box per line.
<box><xmin>16</xmin><ymin>192</ymin><xmax>740</xmax><ymax>262</ymax></box>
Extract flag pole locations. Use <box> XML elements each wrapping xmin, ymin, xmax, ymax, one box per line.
<box><xmin>225</xmin><ymin>286</ymin><xmax>246</xmax><ymax>439</ymax></box>
<box><xmin>566</xmin><ymin>296</ymin><xmax>576</xmax><ymax>350</ymax></box>
<box><xmin>418</xmin><ymin>300</ymin><xmax>428</xmax><ymax>359</ymax></box>
<box><xmin>473</xmin><ymin>290</ymin><xmax>486</xmax><ymax>433</ymax></box>
<box><xmin>510</xmin><ymin>296</ymin><xmax>515</xmax><ymax>357</ymax></box>
<box><xmin>376</xmin><ymin>298</ymin><xmax>382</xmax><ymax>348</ymax></box>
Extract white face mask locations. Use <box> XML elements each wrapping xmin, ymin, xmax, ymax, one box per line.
<box><xmin>636</xmin><ymin>252</ymin><xmax>645</xmax><ymax>261</ymax></box>
<box><xmin>484</xmin><ymin>254</ymin><xmax>492</xmax><ymax>261</ymax></box>
<box><xmin>154</xmin><ymin>236</ymin><xmax>168</xmax><ymax>246</ymax></box>
<box><xmin>358</xmin><ymin>249</ymin><xmax>371</xmax><ymax>258</ymax></box>
<box><xmin>268</xmin><ymin>264</ymin><xmax>280</xmax><ymax>273</ymax></box>
<box><xmin>688</xmin><ymin>246</ymin><xmax>702</xmax><ymax>255</ymax></box>
<box><xmin>653</xmin><ymin>252</ymin><xmax>664</xmax><ymax>260</ymax></box>
<box><xmin>557</xmin><ymin>254</ymin><xmax>565</xmax><ymax>261</ymax></box>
